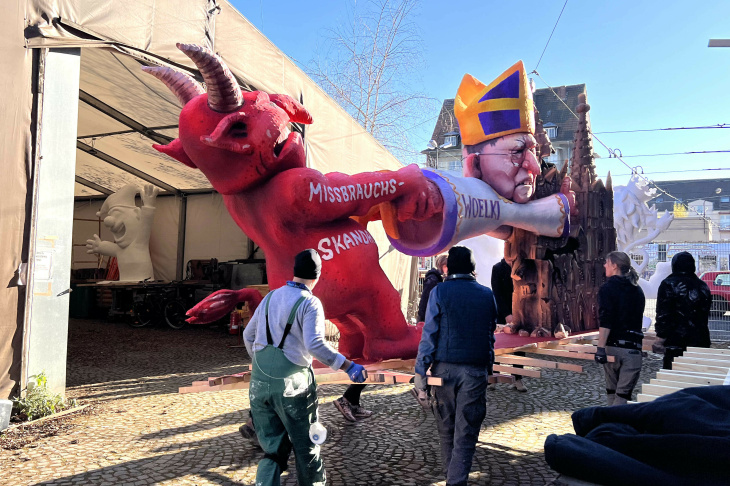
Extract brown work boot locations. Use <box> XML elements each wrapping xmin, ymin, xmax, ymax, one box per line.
<box><xmin>351</xmin><ymin>404</ymin><xmax>374</xmax><ymax>419</ymax></box>
<box><xmin>334</xmin><ymin>397</ymin><xmax>357</xmax><ymax>422</ymax></box>
<box><xmin>513</xmin><ymin>379</ymin><xmax>528</xmax><ymax>392</ymax></box>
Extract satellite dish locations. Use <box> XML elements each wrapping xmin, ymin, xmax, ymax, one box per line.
<box><xmin>716</xmin><ymin>188</ymin><xmax>722</xmax><ymax>194</ymax></box>
<box><xmin>427</xmin><ymin>140</ymin><xmax>438</xmax><ymax>150</ymax></box>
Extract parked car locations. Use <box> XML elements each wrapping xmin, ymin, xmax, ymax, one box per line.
<box><xmin>699</xmin><ymin>271</ymin><xmax>730</xmax><ymax>319</ymax></box>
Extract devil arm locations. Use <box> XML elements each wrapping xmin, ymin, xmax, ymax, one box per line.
<box><xmin>186</xmin><ymin>288</ymin><xmax>263</xmax><ymax>325</ymax></box>
<box><xmin>279</xmin><ymin>164</ymin><xmax>443</xmax><ymax>224</ymax></box>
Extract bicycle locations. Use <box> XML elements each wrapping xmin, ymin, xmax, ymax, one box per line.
<box><xmin>130</xmin><ymin>280</ymin><xmax>189</xmax><ymax>330</ymax></box>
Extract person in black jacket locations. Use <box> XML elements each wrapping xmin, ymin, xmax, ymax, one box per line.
<box><xmin>491</xmin><ymin>258</ymin><xmax>528</xmax><ymax>392</ymax></box>
<box><xmin>417</xmin><ymin>254</ymin><xmax>448</xmax><ymax>322</ymax></box>
<box><xmin>654</xmin><ymin>252</ymin><xmax>712</xmax><ymax>370</ymax></box>
<box><xmin>595</xmin><ymin>251</ymin><xmax>645</xmax><ymax>406</ymax></box>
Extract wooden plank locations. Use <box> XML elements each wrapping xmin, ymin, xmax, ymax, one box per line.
<box><xmin>641</xmin><ymin>383</ymin><xmax>684</xmax><ymax>397</ymax></box>
<box><xmin>530</xmin><ymin>348</ymin><xmax>615</xmax><ymax>362</ymax></box>
<box><xmin>683</xmin><ymin>352</ymin><xmax>730</xmax><ymax>361</ymax></box>
<box><xmin>495</xmin><ymin>354</ymin><xmax>583</xmax><ymax>373</ymax></box>
<box><xmin>655</xmin><ymin>372</ymin><xmax>725</xmax><ymax>386</ymax></box>
<box><xmin>489</xmin><ymin>374</ymin><xmax>515</xmax><ymax>384</ymax></box>
<box><xmin>687</xmin><ymin>346</ymin><xmax>730</xmax><ymax>355</ymax></box>
<box><xmin>649</xmin><ymin>379</ymin><xmax>706</xmax><ymax>389</ymax></box>
<box><xmin>660</xmin><ymin>368</ymin><xmax>728</xmax><ymax>378</ymax></box>
<box><xmin>636</xmin><ymin>393</ymin><xmax>658</xmax><ymax>403</ymax></box>
<box><xmin>495</xmin><ymin>355</ymin><xmax>559</xmax><ymax>368</ymax></box>
<box><xmin>672</xmin><ymin>362</ymin><xmax>730</xmax><ymax>374</ymax></box>
<box><xmin>674</xmin><ymin>357</ymin><xmax>730</xmax><ymax>368</ymax></box>
<box><xmin>557</xmin><ymin>344</ymin><xmax>597</xmax><ymax>353</ymax></box>
<box><xmin>492</xmin><ymin>364</ymin><xmax>541</xmax><ymax>378</ymax></box>
<box><xmin>361</xmin><ymin>359</ymin><xmax>416</xmax><ymax>372</ymax></box>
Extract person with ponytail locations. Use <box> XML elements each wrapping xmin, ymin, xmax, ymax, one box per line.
<box><xmin>595</xmin><ymin>251</ymin><xmax>646</xmax><ymax>406</ymax></box>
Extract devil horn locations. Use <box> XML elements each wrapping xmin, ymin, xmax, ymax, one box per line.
<box><xmin>141</xmin><ymin>66</ymin><xmax>204</xmax><ymax>107</ymax></box>
<box><xmin>177</xmin><ymin>43</ymin><xmax>243</xmax><ymax>113</ymax></box>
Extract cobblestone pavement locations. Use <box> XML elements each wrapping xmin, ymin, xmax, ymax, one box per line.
<box><xmin>0</xmin><ymin>318</ymin><xmax>672</xmax><ymax>486</ymax></box>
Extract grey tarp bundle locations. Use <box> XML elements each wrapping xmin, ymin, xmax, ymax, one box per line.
<box><xmin>0</xmin><ymin>0</ymin><xmax>417</xmax><ymax>397</ymax></box>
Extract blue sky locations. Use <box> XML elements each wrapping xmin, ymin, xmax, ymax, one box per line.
<box><xmin>230</xmin><ymin>0</ymin><xmax>729</xmax><ymax>187</ymax></box>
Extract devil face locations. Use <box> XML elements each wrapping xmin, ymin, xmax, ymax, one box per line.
<box><xmin>177</xmin><ymin>92</ymin><xmax>306</xmax><ymax>194</ymax></box>
<box><xmin>145</xmin><ymin>44</ymin><xmax>313</xmax><ymax>195</ymax></box>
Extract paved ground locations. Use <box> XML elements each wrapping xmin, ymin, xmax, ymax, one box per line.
<box><xmin>0</xmin><ymin>318</ymin><xmax>681</xmax><ymax>485</ymax></box>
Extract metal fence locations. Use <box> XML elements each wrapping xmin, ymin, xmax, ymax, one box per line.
<box><xmin>633</xmin><ymin>242</ymin><xmax>730</xmax><ymax>342</ymax></box>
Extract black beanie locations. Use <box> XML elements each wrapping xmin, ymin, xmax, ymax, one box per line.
<box><xmin>293</xmin><ymin>249</ymin><xmax>322</xmax><ymax>279</ymax></box>
<box><xmin>447</xmin><ymin>246</ymin><xmax>475</xmax><ymax>275</ymax></box>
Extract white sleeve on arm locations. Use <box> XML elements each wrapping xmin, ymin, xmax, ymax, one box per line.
<box><xmin>302</xmin><ymin>298</ymin><xmax>346</xmax><ymax>371</ymax></box>
<box><xmin>243</xmin><ymin>303</ymin><xmax>261</xmax><ymax>358</ymax></box>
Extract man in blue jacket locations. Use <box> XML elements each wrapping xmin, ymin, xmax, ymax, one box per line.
<box><xmin>414</xmin><ymin>246</ymin><xmax>498</xmax><ymax>486</ymax></box>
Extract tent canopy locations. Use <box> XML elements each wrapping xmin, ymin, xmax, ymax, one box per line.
<box><xmin>25</xmin><ymin>0</ymin><xmax>405</xmax><ymax>197</ymax></box>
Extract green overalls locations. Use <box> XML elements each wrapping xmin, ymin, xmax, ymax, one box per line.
<box><xmin>249</xmin><ymin>293</ymin><xmax>326</xmax><ymax>486</ymax></box>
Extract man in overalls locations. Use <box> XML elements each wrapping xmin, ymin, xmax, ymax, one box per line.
<box><xmin>244</xmin><ymin>249</ymin><xmax>367</xmax><ymax>486</ymax></box>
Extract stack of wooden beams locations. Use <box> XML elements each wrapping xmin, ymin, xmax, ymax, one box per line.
<box><xmin>179</xmin><ymin>333</ymin><xmax>612</xmax><ymax>394</ymax></box>
<box><xmin>635</xmin><ymin>346</ymin><xmax>730</xmax><ymax>403</ymax></box>
<box><xmin>179</xmin><ymin>360</ymin><xmax>444</xmax><ymax>394</ymax></box>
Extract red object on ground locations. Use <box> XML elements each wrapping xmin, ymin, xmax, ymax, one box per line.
<box><xmin>106</xmin><ymin>257</ymin><xmax>119</xmax><ymax>281</ymax></box>
<box><xmin>229</xmin><ymin>311</ymin><xmax>241</xmax><ymax>335</ymax></box>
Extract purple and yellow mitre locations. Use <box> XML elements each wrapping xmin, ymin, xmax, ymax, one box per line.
<box><xmin>454</xmin><ymin>61</ymin><xmax>535</xmax><ymax>146</ymax></box>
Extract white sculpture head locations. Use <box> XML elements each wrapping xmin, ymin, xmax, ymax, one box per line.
<box><xmin>97</xmin><ymin>184</ymin><xmax>142</xmax><ymax>249</ymax></box>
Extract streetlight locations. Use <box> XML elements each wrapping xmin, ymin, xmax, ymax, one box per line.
<box><xmin>427</xmin><ymin>139</ymin><xmax>439</xmax><ymax>169</ymax></box>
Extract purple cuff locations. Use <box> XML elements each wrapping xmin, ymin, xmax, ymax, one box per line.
<box><xmin>387</xmin><ymin>170</ymin><xmax>458</xmax><ymax>257</ymax></box>
<box><xmin>556</xmin><ymin>192</ymin><xmax>570</xmax><ymax>238</ymax></box>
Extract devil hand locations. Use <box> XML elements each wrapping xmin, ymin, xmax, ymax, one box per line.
<box><xmin>560</xmin><ymin>177</ymin><xmax>578</xmax><ymax>217</ymax></box>
<box><xmin>186</xmin><ymin>288</ymin><xmax>262</xmax><ymax>324</ymax></box>
<box><xmin>141</xmin><ymin>184</ymin><xmax>160</xmax><ymax>207</ymax></box>
<box><xmin>86</xmin><ymin>234</ymin><xmax>102</xmax><ymax>254</ymax></box>
<box><xmin>393</xmin><ymin>165</ymin><xmax>444</xmax><ymax>222</ymax></box>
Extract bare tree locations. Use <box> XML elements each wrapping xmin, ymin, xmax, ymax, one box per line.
<box><xmin>308</xmin><ymin>0</ymin><xmax>437</xmax><ymax>163</ymax></box>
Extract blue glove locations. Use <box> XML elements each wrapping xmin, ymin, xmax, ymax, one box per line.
<box><xmin>346</xmin><ymin>362</ymin><xmax>367</xmax><ymax>383</ymax></box>
<box><xmin>594</xmin><ymin>347</ymin><xmax>608</xmax><ymax>364</ymax></box>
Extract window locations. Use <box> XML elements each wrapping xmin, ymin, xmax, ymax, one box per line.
<box><xmin>722</xmin><ymin>197</ymin><xmax>730</xmax><ymax>203</ymax></box>
<box><xmin>658</xmin><ymin>244</ymin><xmax>667</xmax><ymax>262</ymax></box>
<box><xmin>715</xmin><ymin>274</ymin><xmax>730</xmax><ymax>286</ymax></box>
<box><xmin>448</xmin><ymin>160</ymin><xmax>463</xmax><ymax>171</ymax></box>
<box><xmin>443</xmin><ymin>135</ymin><xmax>458</xmax><ymax>147</ymax></box>
<box><xmin>721</xmin><ymin>215</ymin><xmax>730</xmax><ymax>230</ymax></box>
<box><xmin>545</xmin><ymin>126</ymin><xmax>557</xmax><ymax>138</ymax></box>
<box><xmin>655</xmin><ymin>197</ymin><xmax>664</xmax><ymax>203</ymax></box>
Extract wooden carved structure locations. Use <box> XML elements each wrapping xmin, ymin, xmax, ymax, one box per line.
<box><xmin>505</xmin><ymin>93</ymin><xmax>616</xmax><ymax>334</ymax></box>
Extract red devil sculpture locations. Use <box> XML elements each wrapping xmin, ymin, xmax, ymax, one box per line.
<box><xmin>143</xmin><ymin>44</ymin><xmax>443</xmax><ymax>360</ymax></box>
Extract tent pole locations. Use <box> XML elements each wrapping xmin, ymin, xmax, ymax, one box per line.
<box><xmin>176</xmin><ymin>194</ymin><xmax>188</xmax><ymax>281</ymax></box>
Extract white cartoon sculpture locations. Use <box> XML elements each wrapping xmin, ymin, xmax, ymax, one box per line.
<box><xmin>613</xmin><ymin>174</ymin><xmax>673</xmax><ymax>298</ymax></box>
<box><xmin>86</xmin><ymin>184</ymin><xmax>159</xmax><ymax>282</ymax></box>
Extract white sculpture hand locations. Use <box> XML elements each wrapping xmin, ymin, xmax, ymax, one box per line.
<box><xmin>141</xmin><ymin>184</ymin><xmax>160</xmax><ymax>207</ymax></box>
<box><xmin>86</xmin><ymin>234</ymin><xmax>102</xmax><ymax>254</ymax></box>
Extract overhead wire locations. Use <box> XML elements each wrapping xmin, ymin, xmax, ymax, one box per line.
<box><xmin>610</xmin><ymin>150</ymin><xmax>730</xmax><ymax>158</ymax></box>
<box><xmin>594</xmin><ymin>124</ymin><xmax>729</xmax><ymax>134</ymax></box>
<box><xmin>534</xmin><ymin>0</ymin><xmax>569</xmax><ymax>72</ymax></box>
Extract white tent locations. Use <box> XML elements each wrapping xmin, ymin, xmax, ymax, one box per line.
<box><xmin>1</xmin><ymin>0</ymin><xmax>416</xmax><ymax>396</ymax></box>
